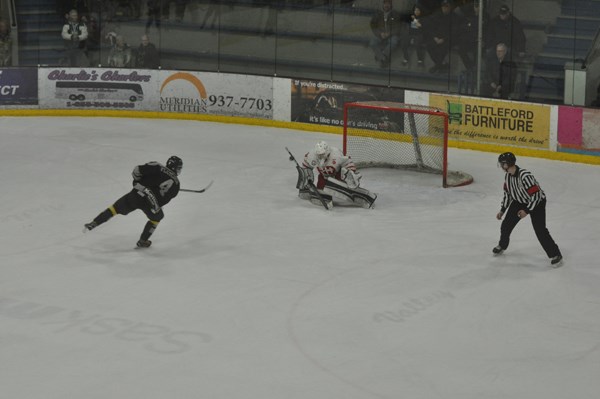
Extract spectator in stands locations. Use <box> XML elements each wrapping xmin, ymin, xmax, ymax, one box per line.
<box><xmin>487</xmin><ymin>4</ymin><xmax>526</xmax><ymax>58</ymax></box>
<box><xmin>175</xmin><ymin>0</ymin><xmax>190</xmax><ymax>22</ymax></box>
<box><xmin>146</xmin><ymin>0</ymin><xmax>166</xmax><ymax>31</ymax></box>
<box><xmin>200</xmin><ymin>0</ymin><xmax>219</xmax><ymax>30</ymax></box>
<box><xmin>484</xmin><ymin>42</ymin><xmax>517</xmax><ymax>99</ymax></box>
<box><xmin>450</xmin><ymin>0</ymin><xmax>470</xmax><ymax>13</ymax></box>
<box><xmin>111</xmin><ymin>0</ymin><xmax>140</xmax><ymax>21</ymax></box>
<box><xmin>135</xmin><ymin>0</ymin><xmax>145</xmax><ymax>19</ymax></box>
<box><xmin>162</xmin><ymin>0</ymin><xmax>172</xmax><ymax>21</ymax></box>
<box><xmin>135</xmin><ymin>34</ymin><xmax>160</xmax><ymax>68</ymax></box>
<box><xmin>259</xmin><ymin>0</ymin><xmax>280</xmax><ymax>37</ymax></box>
<box><xmin>417</xmin><ymin>0</ymin><xmax>441</xmax><ymax>16</ymax></box>
<box><xmin>369</xmin><ymin>0</ymin><xmax>404</xmax><ymax>68</ymax></box>
<box><xmin>98</xmin><ymin>1</ymin><xmax>119</xmax><ymax>21</ymax></box>
<box><xmin>423</xmin><ymin>0</ymin><xmax>459</xmax><ymax>73</ymax></box>
<box><xmin>401</xmin><ymin>4</ymin><xmax>426</xmax><ymax>67</ymax></box>
<box><xmin>61</xmin><ymin>9</ymin><xmax>89</xmax><ymax>67</ymax></box>
<box><xmin>127</xmin><ymin>0</ymin><xmax>144</xmax><ymax>19</ymax></box>
<box><xmin>85</xmin><ymin>12</ymin><xmax>102</xmax><ymax>66</ymax></box>
<box><xmin>107</xmin><ymin>35</ymin><xmax>132</xmax><ymax>67</ymax></box>
<box><xmin>456</xmin><ymin>1</ymin><xmax>488</xmax><ymax>71</ymax></box>
<box><xmin>0</xmin><ymin>20</ymin><xmax>12</xmax><ymax>67</ymax></box>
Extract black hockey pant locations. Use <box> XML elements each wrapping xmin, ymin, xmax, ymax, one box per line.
<box><xmin>499</xmin><ymin>199</ymin><xmax>561</xmax><ymax>258</ymax></box>
<box><xmin>93</xmin><ymin>189</ymin><xmax>164</xmax><ymax>240</ymax></box>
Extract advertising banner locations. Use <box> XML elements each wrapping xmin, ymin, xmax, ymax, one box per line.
<box><xmin>158</xmin><ymin>71</ymin><xmax>274</xmax><ymax>119</ymax></box>
<box><xmin>0</xmin><ymin>68</ymin><xmax>38</xmax><ymax>105</ymax></box>
<box><xmin>291</xmin><ymin>79</ymin><xmax>405</xmax><ymax>128</ymax></box>
<box><xmin>430</xmin><ymin>94</ymin><xmax>552</xmax><ymax>149</ymax></box>
<box><xmin>557</xmin><ymin>106</ymin><xmax>600</xmax><ymax>155</ymax></box>
<box><xmin>582</xmin><ymin>107</ymin><xmax>600</xmax><ymax>149</ymax></box>
<box><xmin>38</xmin><ymin>68</ymin><xmax>159</xmax><ymax>110</ymax></box>
<box><xmin>557</xmin><ymin>106</ymin><xmax>582</xmax><ymax>146</ymax></box>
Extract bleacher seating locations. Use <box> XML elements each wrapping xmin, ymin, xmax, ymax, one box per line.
<box><xmin>526</xmin><ymin>0</ymin><xmax>600</xmax><ymax>104</ymax></box>
<box><xmin>12</xmin><ymin>0</ymin><xmax>600</xmax><ymax>106</ymax></box>
<box><xmin>15</xmin><ymin>0</ymin><xmax>65</xmax><ymax>65</ymax></box>
<box><xmin>13</xmin><ymin>1</ymin><xmax>454</xmax><ymax>89</ymax></box>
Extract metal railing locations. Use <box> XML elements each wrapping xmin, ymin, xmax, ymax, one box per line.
<box><xmin>3</xmin><ymin>0</ymin><xmax>19</xmax><ymax>65</ymax></box>
<box><xmin>583</xmin><ymin>27</ymin><xmax>600</xmax><ymax>68</ymax></box>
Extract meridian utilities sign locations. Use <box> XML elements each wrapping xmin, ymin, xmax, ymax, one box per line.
<box><xmin>159</xmin><ymin>71</ymin><xmax>274</xmax><ymax>118</ymax></box>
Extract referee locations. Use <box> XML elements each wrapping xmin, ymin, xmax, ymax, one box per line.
<box><xmin>493</xmin><ymin>152</ymin><xmax>563</xmax><ymax>266</ymax></box>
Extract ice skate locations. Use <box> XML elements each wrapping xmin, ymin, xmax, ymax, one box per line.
<box><xmin>550</xmin><ymin>255</ymin><xmax>563</xmax><ymax>267</ymax></box>
<box><xmin>136</xmin><ymin>239</ymin><xmax>152</xmax><ymax>248</ymax></box>
<box><xmin>83</xmin><ymin>221</ymin><xmax>98</xmax><ymax>233</ymax></box>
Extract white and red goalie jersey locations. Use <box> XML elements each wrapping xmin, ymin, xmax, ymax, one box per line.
<box><xmin>302</xmin><ymin>141</ymin><xmax>360</xmax><ymax>189</ymax></box>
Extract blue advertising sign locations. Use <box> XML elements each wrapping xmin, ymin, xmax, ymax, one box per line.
<box><xmin>0</xmin><ymin>68</ymin><xmax>38</xmax><ymax>105</ymax></box>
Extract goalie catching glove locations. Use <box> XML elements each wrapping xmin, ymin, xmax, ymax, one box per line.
<box><xmin>342</xmin><ymin>167</ymin><xmax>361</xmax><ymax>189</ymax></box>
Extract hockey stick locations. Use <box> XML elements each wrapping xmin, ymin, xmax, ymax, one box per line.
<box><xmin>285</xmin><ymin>147</ymin><xmax>331</xmax><ymax>210</ymax></box>
<box><xmin>180</xmin><ymin>180</ymin><xmax>213</xmax><ymax>193</ymax></box>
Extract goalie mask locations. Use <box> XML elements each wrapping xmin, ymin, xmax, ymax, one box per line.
<box><xmin>166</xmin><ymin>155</ymin><xmax>183</xmax><ymax>175</ymax></box>
<box><xmin>315</xmin><ymin>141</ymin><xmax>330</xmax><ymax>160</ymax></box>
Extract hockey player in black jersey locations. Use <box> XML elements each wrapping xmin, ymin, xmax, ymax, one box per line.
<box><xmin>84</xmin><ymin>156</ymin><xmax>182</xmax><ymax>248</ymax></box>
<box><xmin>493</xmin><ymin>152</ymin><xmax>563</xmax><ymax>266</ymax></box>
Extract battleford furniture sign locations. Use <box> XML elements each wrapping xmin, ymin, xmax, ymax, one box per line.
<box><xmin>430</xmin><ymin>94</ymin><xmax>552</xmax><ymax>149</ymax></box>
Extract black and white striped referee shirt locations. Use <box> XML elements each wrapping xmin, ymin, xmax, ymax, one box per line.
<box><xmin>501</xmin><ymin>166</ymin><xmax>546</xmax><ymax>213</ymax></box>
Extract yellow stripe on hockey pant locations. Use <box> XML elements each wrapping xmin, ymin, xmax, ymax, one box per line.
<box><xmin>149</xmin><ymin>220</ymin><xmax>160</xmax><ymax>225</ymax></box>
<box><xmin>109</xmin><ymin>206</ymin><xmax>117</xmax><ymax>216</ymax></box>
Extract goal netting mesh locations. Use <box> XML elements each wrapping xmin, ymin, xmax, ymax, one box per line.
<box><xmin>343</xmin><ymin>101</ymin><xmax>473</xmax><ymax>187</ymax></box>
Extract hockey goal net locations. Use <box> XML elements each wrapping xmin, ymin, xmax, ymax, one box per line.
<box><xmin>343</xmin><ymin>101</ymin><xmax>473</xmax><ymax>187</ymax></box>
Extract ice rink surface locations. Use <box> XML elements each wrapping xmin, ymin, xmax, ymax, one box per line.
<box><xmin>1</xmin><ymin>116</ymin><xmax>599</xmax><ymax>399</ymax></box>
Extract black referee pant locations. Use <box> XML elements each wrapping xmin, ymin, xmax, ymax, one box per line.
<box><xmin>499</xmin><ymin>199</ymin><xmax>561</xmax><ymax>258</ymax></box>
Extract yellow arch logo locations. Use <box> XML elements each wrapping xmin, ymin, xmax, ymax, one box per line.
<box><xmin>160</xmin><ymin>72</ymin><xmax>207</xmax><ymax>98</ymax></box>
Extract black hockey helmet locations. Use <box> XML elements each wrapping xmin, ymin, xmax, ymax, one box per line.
<box><xmin>498</xmin><ymin>152</ymin><xmax>516</xmax><ymax>167</ymax></box>
<box><xmin>166</xmin><ymin>155</ymin><xmax>183</xmax><ymax>175</ymax></box>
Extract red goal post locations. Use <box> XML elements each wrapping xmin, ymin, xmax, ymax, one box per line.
<box><xmin>343</xmin><ymin>101</ymin><xmax>473</xmax><ymax>188</ymax></box>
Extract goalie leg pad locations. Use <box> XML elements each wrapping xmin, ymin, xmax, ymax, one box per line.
<box><xmin>298</xmin><ymin>188</ymin><xmax>311</xmax><ymax>200</ymax></box>
<box><xmin>324</xmin><ymin>178</ymin><xmax>377</xmax><ymax>209</ymax></box>
<box><xmin>299</xmin><ymin>188</ymin><xmax>333</xmax><ymax>209</ymax></box>
<box><xmin>341</xmin><ymin>167</ymin><xmax>361</xmax><ymax>189</ymax></box>
<box><xmin>295</xmin><ymin>166</ymin><xmax>314</xmax><ymax>190</ymax></box>
<box><xmin>310</xmin><ymin>191</ymin><xmax>333</xmax><ymax>209</ymax></box>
